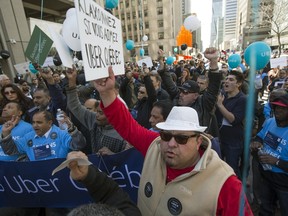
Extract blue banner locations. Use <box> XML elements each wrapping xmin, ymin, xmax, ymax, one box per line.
<box><xmin>0</xmin><ymin>148</ymin><xmax>143</xmax><ymax>207</ymax></box>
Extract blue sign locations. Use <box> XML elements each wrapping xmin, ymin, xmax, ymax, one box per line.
<box><xmin>0</xmin><ymin>148</ymin><xmax>143</xmax><ymax>207</ymax></box>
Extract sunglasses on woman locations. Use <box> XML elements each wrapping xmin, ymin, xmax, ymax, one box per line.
<box><xmin>4</xmin><ymin>90</ymin><xmax>16</xmax><ymax>95</ymax></box>
<box><xmin>159</xmin><ymin>131</ymin><xmax>199</xmax><ymax>144</ymax></box>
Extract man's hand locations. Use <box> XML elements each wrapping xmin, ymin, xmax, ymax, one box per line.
<box><xmin>40</xmin><ymin>67</ymin><xmax>55</xmax><ymax>85</ymax></box>
<box><xmin>2</xmin><ymin>115</ymin><xmax>19</xmax><ymax>138</ymax></box>
<box><xmin>204</xmin><ymin>47</ymin><xmax>219</xmax><ymax>70</ymax></box>
<box><xmin>204</xmin><ymin>47</ymin><xmax>219</xmax><ymax>60</ymax></box>
<box><xmin>258</xmin><ymin>154</ymin><xmax>278</xmax><ymax>165</ymax></box>
<box><xmin>98</xmin><ymin>146</ymin><xmax>114</xmax><ymax>156</ymax></box>
<box><xmin>250</xmin><ymin>141</ymin><xmax>262</xmax><ymax>152</ymax></box>
<box><xmin>66</xmin><ymin>66</ymin><xmax>78</xmax><ymax>87</ymax></box>
<box><xmin>67</xmin><ymin>151</ymin><xmax>89</xmax><ymax>181</ymax></box>
<box><xmin>93</xmin><ymin>66</ymin><xmax>117</xmax><ymax>107</ymax></box>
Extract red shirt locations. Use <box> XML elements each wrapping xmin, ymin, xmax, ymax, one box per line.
<box><xmin>101</xmin><ymin>98</ymin><xmax>253</xmax><ymax>216</ymax></box>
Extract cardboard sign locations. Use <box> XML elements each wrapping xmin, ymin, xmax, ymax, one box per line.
<box><xmin>270</xmin><ymin>56</ymin><xmax>288</xmax><ymax>68</ymax></box>
<box><xmin>47</xmin><ymin>26</ymin><xmax>74</xmax><ymax>68</ymax></box>
<box><xmin>25</xmin><ymin>25</ymin><xmax>53</xmax><ymax>65</ymax></box>
<box><xmin>137</xmin><ymin>57</ymin><xmax>153</xmax><ymax>68</ymax></box>
<box><xmin>74</xmin><ymin>0</ymin><xmax>125</xmax><ymax>81</ymax></box>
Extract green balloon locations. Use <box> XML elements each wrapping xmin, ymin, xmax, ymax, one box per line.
<box><xmin>174</xmin><ymin>47</ymin><xmax>178</xmax><ymax>52</ymax></box>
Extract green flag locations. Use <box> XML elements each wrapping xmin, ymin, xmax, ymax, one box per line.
<box><xmin>25</xmin><ymin>25</ymin><xmax>53</xmax><ymax>65</ymax></box>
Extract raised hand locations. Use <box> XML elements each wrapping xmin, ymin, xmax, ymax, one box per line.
<box><xmin>66</xmin><ymin>65</ymin><xmax>78</xmax><ymax>87</ymax></box>
<box><xmin>204</xmin><ymin>47</ymin><xmax>219</xmax><ymax>61</ymax></box>
<box><xmin>2</xmin><ymin>115</ymin><xmax>19</xmax><ymax>138</ymax></box>
<box><xmin>40</xmin><ymin>67</ymin><xmax>55</xmax><ymax>85</ymax></box>
<box><xmin>93</xmin><ymin>66</ymin><xmax>117</xmax><ymax>107</ymax></box>
<box><xmin>67</xmin><ymin>151</ymin><xmax>89</xmax><ymax>181</ymax></box>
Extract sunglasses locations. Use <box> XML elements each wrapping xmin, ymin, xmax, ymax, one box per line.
<box><xmin>4</xmin><ymin>90</ymin><xmax>16</xmax><ymax>95</ymax></box>
<box><xmin>159</xmin><ymin>131</ymin><xmax>198</xmax><ymax>144</ymax></box>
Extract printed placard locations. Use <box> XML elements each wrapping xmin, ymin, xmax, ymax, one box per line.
<box><xmin>74</xmin><ymin>0</ymin><xmax>124</xmax><ymax>81</ymax></box>
<box><xmin>25</xmin><ymin>25</ymin><xmax>53</xmax><ymax>65</ymax></box>
<box><xmin>270</xmin><ymin>56</ymin><xmax>288</xmax><ymax>68</ymax></box>
<box><xmin>137</xmin><ymin>57</ymin><xmax>153</xmax><ymax>68</ymax></box>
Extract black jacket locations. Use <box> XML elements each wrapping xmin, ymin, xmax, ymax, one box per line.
<box><xmin>81</xmin><ymin>165</ymin><xmax>142</xmax><ymax>216</ymax></box>
<box><xmin>159</xmin><ymin>68</ymin><xmax>223</xmax><ymax>137</ymax></box>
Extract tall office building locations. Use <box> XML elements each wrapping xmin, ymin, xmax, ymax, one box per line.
<box><xmin>114</xmin><ymin>0</ymin><xmax>182</xmax><ymax>60</ymax></box>
<box><xmin>223</xmin><ymin>0</ymin><xmax>237</xmax><ymax>49</ymax></box>
<box><xmin>210</xmin><ymin>0</ymin><xmax>223</xmax><ymax>47</ymax></box>
<box><xmin>236</xmin><ymin>0</ymin><xmax>271</xmax><ymax>50</ymax></box>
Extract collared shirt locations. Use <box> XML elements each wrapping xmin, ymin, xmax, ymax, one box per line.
<box><xmin>34</xmin><ymin>127</ymin><xmax>52</xmax><ymax>139</ymax></box>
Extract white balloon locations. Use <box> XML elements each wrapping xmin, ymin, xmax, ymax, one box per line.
<box><xmin>66</xmin><ymin>8</ymin><xmax>76</xmax><ymax>18</ymax></box>
<box><xmin>142</xmin><ymin>35</ymin><xmax>148</xmax><ymax>42</ymax></box>
<box><xmin>62</xmin><ymin>15</ymin><xmax>81</xmax><ymax>51</ymax></box>
<box><xmin>183</xmin><ymin>15</ymin><xmax>201</xmax><ymax>32</ymax></box>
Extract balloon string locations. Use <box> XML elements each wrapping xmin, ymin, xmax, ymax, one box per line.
<box><xmin>240</xmin><ymin>0</ymin><xmax>259</xmax><ymax>215</ymax></box>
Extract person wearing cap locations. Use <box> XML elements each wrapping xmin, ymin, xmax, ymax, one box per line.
<box><xmin>158</xmin><ymin>48</ymin><xmax>222</xmax><ymax>138</ymax></box>
<box><xmin>250</xmin><ymin>94</ymin><xmax>288</xmax><ymax>216</ymax></box>
<box><xmin>73</xmin><ymin>60</ymin><xmax>252</xmax><ymax>214</ymax></box>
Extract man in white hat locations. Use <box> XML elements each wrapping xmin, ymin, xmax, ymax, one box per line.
<box><xmin>67</xmin><ymin>48</ymin><xmax>252</xmax><ymax>215</ymax></box>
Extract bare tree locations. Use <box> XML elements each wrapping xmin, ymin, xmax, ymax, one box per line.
<box><xmin>258</xmin><ymin>0</ymin><xmax>288</xmax><ymax>56</ymax></box>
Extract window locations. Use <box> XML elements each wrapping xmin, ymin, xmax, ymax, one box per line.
<box><xmin>158</xmin><ymin>32</ymin><xmax>164</xmax><ymax>39</ymax></box>
<box><xmin>159</xmin><ymin>45</ymin><xmax>163</xmax><ymax>50</ymax></box>
<box><xmin>127</xmin><ymin>13</ymin><xmax>130</xmax><ymax>19</ymax></box>
<box><xmin>158</xmin><ymin>20</ymin><xmax>163</xmax><ymax>28</ymax></box>
<box><xmin>144</xmin><ymin>9</ymin><xmax>148</xmax><ymax>17</ymax></box>
<box><xmin>133</xmin><ymin>12</ymin><xmax>136</xmax><ymax>19</ymax></box>
<box><xmin>128</xmin><ymin>25</ymin><xmax>131</xmax><ymax>31</ymax></box>
<box><xmin>145</xmin><ymin>21</ymin><xmax>149</xmax><ymax>28</ymax></box>
<box><xmin>157</xmin><ymin>7</ymin><xmax>163</xmax><ymax>15</ymax></box>
<box><xmin>133</xmin><ymin>24</ymin><xmax>138</xmax><ymax>30</ymax></box>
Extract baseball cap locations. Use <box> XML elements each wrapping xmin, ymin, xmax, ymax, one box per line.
<box><xmin>271</xmin><ymin>94</ymin><xmax>288</xmax><ymax>108</ymax></box>
<box><xmin>179</xmin><ymin>80</ymin><xmax>200</xmax><ymax>93</ymax></box>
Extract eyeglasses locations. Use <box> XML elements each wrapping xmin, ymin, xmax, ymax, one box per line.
<box><xmin>4</xmin><ymin>90</ymin><xmax>16</xmax><ymax>95</ymax></box>
<box><xmin>159</xmin><ymin>131</ymin><xmax>198</xmax><ymax>144</ymax></box>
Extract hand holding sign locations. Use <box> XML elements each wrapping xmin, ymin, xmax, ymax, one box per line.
<box><xmin>52</xmin><ymin>151</ymin><xmax>92</xmax><ymax>179</ymax></box>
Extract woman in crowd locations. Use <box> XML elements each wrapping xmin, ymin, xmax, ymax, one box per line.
<box><xmin>0</xmin><ymin>83</ymin><xmax>34</xmax><ymax>123</ymax></box>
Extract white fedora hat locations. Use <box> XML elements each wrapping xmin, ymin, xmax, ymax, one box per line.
<box><xmin>156</xmin><ymin>106</ymin><xmax>207</xmax><ymax>132</ymax></box>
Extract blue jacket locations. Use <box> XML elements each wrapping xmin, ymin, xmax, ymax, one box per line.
<box><xmin>0</xmin><ymin>125</ymin><xmax>86</xmax><ymax>161</ymax></box>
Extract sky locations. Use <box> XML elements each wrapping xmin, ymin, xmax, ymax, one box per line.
<box><xmin>189</xmin><ymin>0</ymin><xmax>213</xmax><ymax>49</ymax></box>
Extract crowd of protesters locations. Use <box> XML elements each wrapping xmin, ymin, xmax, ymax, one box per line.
<box><xmin>0</xmin><ymin>47</ymin><xmax>287</xmax><ymax>216</ymax></box>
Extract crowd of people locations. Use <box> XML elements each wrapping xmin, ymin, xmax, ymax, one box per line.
<box><xmin>0</xmin><ymin>46</ymin><xmax>287</xmax><ymax>216</ymax></box>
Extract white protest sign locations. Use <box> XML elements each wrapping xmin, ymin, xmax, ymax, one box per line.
<box><xmin>47</xmin><ymin>25</ymin><xmax>74</xmax><ymax>68</ymax></box>
<box><xmin>137</xmin><ymin>57</ymin><xmax>153</xmax><ymax>68</ymax></box>
<box><xmin>270</xmin><ymin>56</ymin><xmax>288</xmax><ymax>69</ymax></box>
<box><xmin>14</xmin><ymin>62</ymin><xmax>30</xmax><ymax>74</ymax></box>
<box><xmin>42</xmin><ymin>56</ymin><xmax>54</xmax><ymax>67</ymax></box>
<box><xmin>74</xmin><ymin>0</ymin><xmax>124</xmax><ymax>81</ymax></box>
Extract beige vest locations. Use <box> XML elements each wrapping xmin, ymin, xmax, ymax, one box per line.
<box><xmin>138</xmin><ymin>136</ymin><xmax>234</xmax><ymax>216</ymax></box>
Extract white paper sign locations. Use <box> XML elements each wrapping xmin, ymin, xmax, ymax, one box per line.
<box><xmin>137</xmin><ymin>57</ymin><xmax>153</xmax><ymax>68</ymax></box>
<box><xmin>74</xmin><ymin>0</ymin><xmax>124</xmax><ymax>81</ymax></box>
<box><xmin>52</xmin><ymin>157</ymin><xmax>92</xmax><ymax>176</ymax></box>
<box><xmin>47</xmin><ymin>25</ymin><xmax>74</xmax><ymax>68</ymax></box>
<box><xmin>14</xmin><ymin>62</ymin><xmax>30</xmax><ymax>74</ymax></box>
<box><xmin>270</xmin><ymin>56</ymin><xmax>288</xmax><ymax>69</ymax></box>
